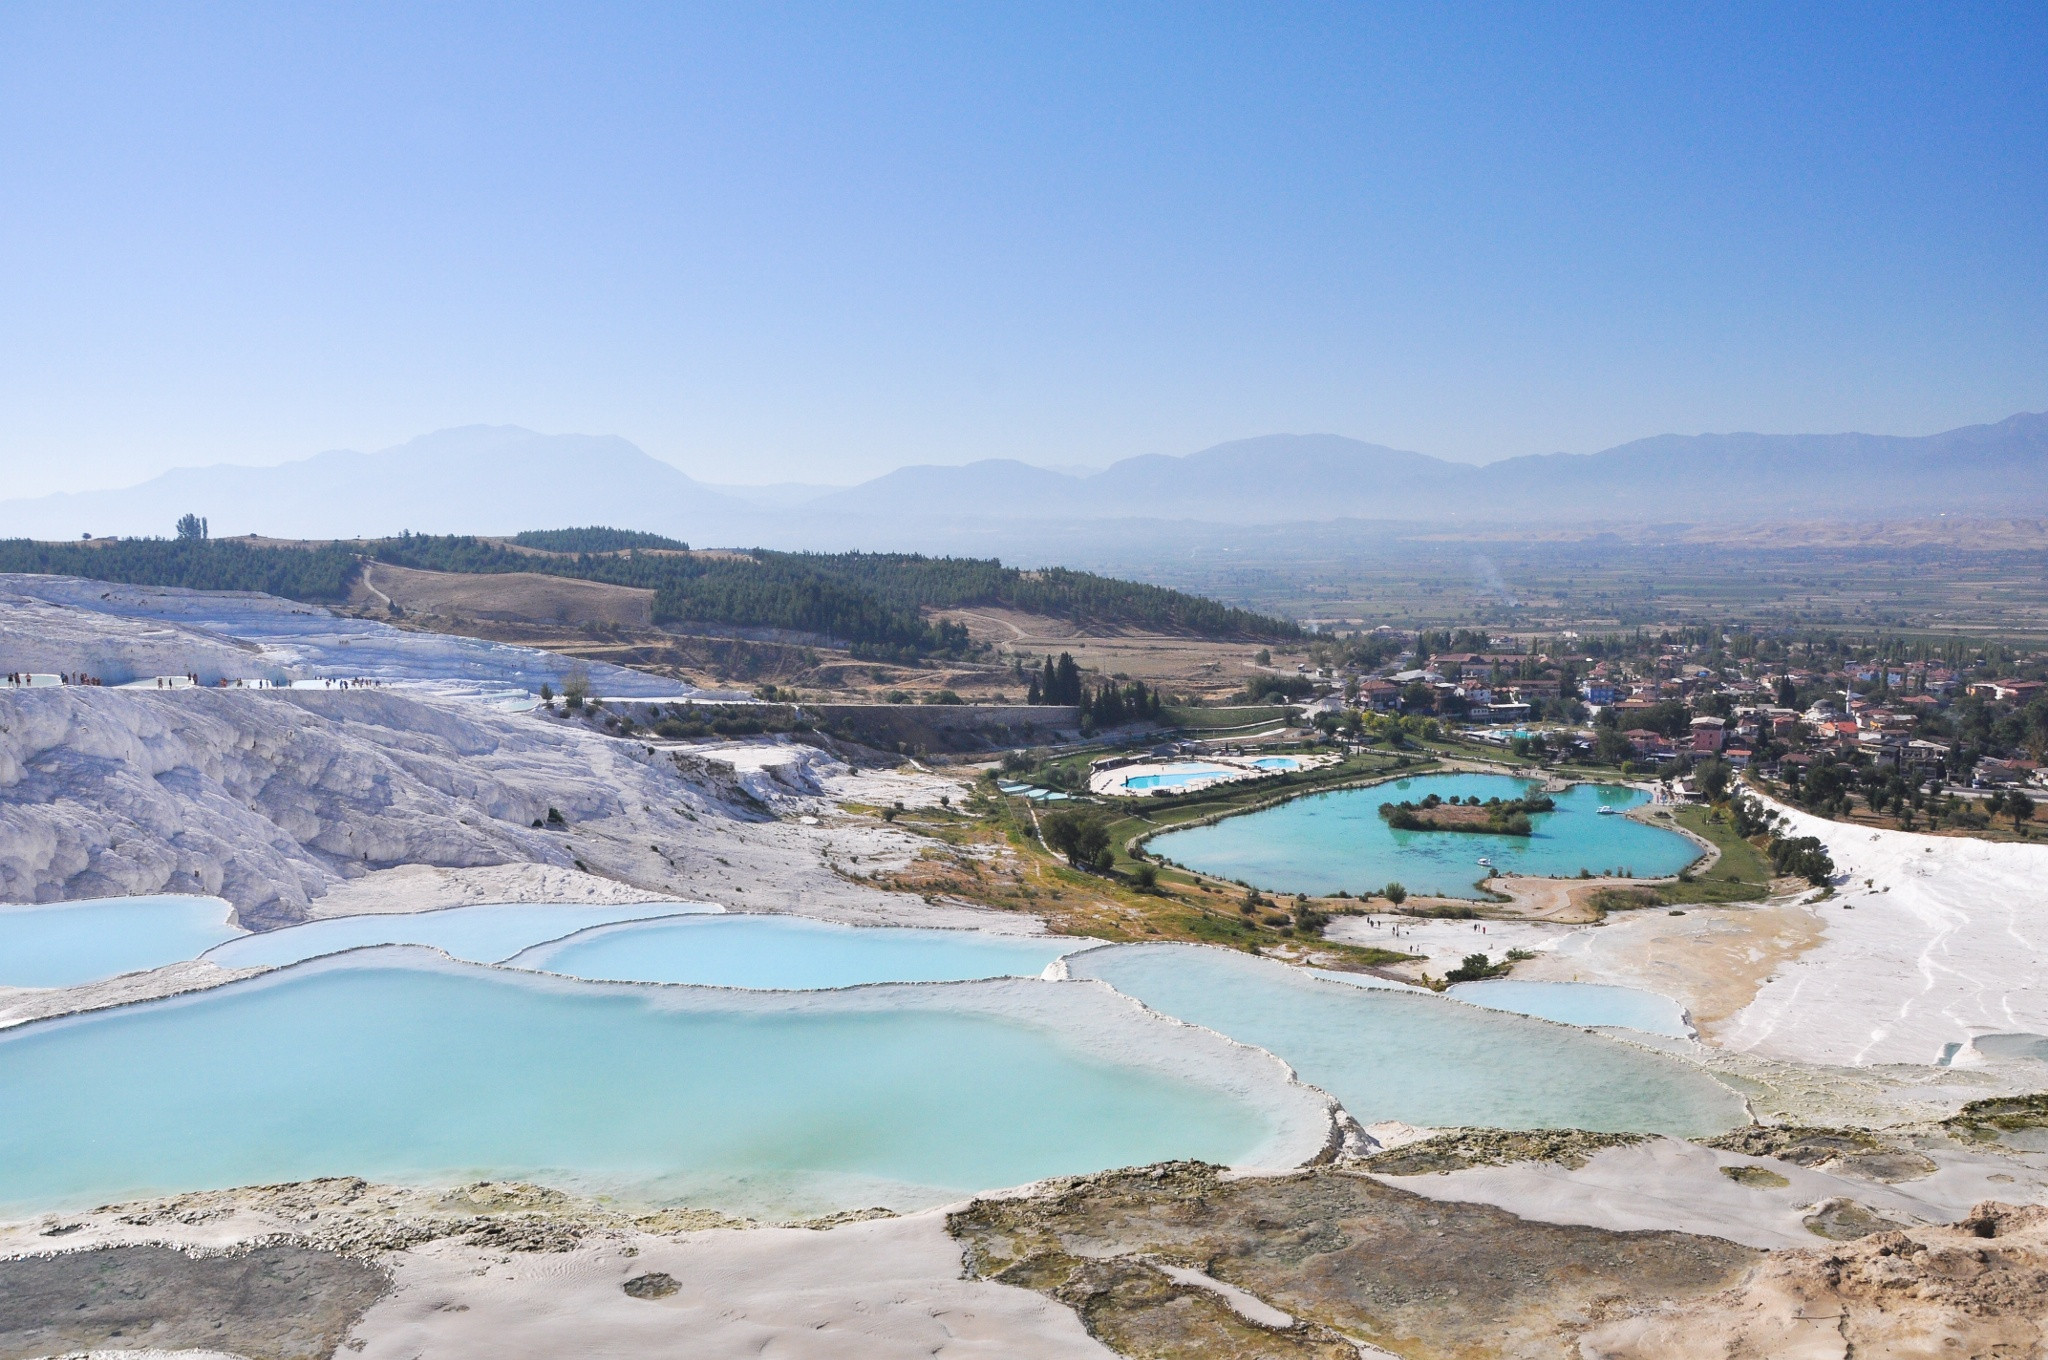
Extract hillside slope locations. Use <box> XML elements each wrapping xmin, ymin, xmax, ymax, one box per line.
<box><xmin>0</xmin><ymin>686</ymin><xmax>953</xmax><ymax>929</ymax></box>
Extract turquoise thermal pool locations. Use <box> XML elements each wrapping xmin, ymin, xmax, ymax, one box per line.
<box><xmin>0</xmin><ymin>896</ymin><xmax>243</xmax><ymax>989</ymax></box>
<box><xmin>0</xmin><ymin>951</ymin><xmax>1306</xmax><ymax>1217</ymax></box>
<box><xmin>509</xmin><ymin>914</ymin><xmax>1076</xmax><ymax>989</ymax></box>
<box><xmin>1446</xmin><ymin>979</ymin><xmax>1693</xmax><ymax>1037</ymax></box>
<box><xmin>1068</xmin><ymin>944</ymin><xmax>1743</xmax><ymax>1135</ymax></box>
<box><xmin>204</xmin><ymin>901</ymin><xmax>723</xmax><ymax>971</ymax></box>
<box><xmin>1145</xmin><ymin>774</ymin><xmax>1700</xmax><ymax>897</ymax></box>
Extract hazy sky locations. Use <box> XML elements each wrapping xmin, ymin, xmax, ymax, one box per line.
<box><xmin>2</xmin><ymin>4</ymin><xmax>2044</xmax><ymax>496</ymax></box>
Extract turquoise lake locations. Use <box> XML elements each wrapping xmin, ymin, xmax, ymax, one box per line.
<box><xmin>1070</xmin><ymin>944</ymin><xmax>1743</xmax><ymax>1136</ymax></box>
<box><xmin>0</xmin><ymin>896</ymin><xmax>243</xmax><ymax>988</ymax></box>
<box><xmin>510</xmin><ymin>914</ymin><xmax>1076</xmax><ymax>989</ymax></box>
<box><xmin>1146</xmin><ymin>774</ymin><xmax>1701</xmax><ymax>898</ymax></box>
<box><xmin>0</xmin><ymin>953</ymin><xmax>1282</xmax><ymax>1217</ymax></box>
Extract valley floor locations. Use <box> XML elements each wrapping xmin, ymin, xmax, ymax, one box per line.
<box><xmin>5</xmin><ymin>586</ymin><xmax>2048</xmax><ymax>1359</ymax></box>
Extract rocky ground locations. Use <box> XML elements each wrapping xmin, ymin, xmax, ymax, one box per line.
<box><xmin>0</xmin><ymin>685</ymin><xmax>1006</xmax><ymax>933</ymax></box>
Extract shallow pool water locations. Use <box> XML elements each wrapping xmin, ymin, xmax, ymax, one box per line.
<box><xmin>1252</xmin><ymin>756</ymin><xmax>1300</xmax><ymax>770</ymax></box>
<box><xmin>1069</xmin><ymin>944</ymin><xmax>1743</xmax><ymax>1135</ymax></box>
<box><xmin>0</xmin><ymin>952</ymin><xmax>1293</xmax><ymax>1217</ymax></box>
<box><xmin>1446</xmin><ymin>979</ymin><xmax>1693</xmax><ymax>1037</ymax></box>
<box><xmin>1146</xmin><ymin>774</ymin><xmax>1700</xmax><ymax>897</ymax></box>
<box><xmin>204</xmin><ymin>902</ymin><xmax>723</xmax><ymax>971</ymax></box>
<box><xmin>511</xmin><ymin>914</ymin><xmax>1077</xmax><ymax>989</ymax></box>
<box><xmin>0</xmin><ymin>896</ymin><xmax>243</xmax><ymax>989</ymax></box>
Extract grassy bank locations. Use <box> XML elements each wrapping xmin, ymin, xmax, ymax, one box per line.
<box><xmin>1587</xmin><ymin>802</ymin><xmax>1773</xmax><ymax>909</ymax></box>
<box><xmin>1161</xmin><ymin>704</ymin><xmax>1289</xmax><ymax>731</ymax></box>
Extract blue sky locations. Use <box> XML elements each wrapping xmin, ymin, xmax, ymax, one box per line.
<box><xmin>2</xmin><ymin>3</ymin><xmax>2043</xmax><ymax>494</ymax></box>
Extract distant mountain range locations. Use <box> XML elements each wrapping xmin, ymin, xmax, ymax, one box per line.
<box><xmin>4</xmin><ymin>414</ymin><xmax>2045</xmax><ymax>552</ymax></box>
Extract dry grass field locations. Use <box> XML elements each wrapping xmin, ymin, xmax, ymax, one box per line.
<box><xmin>338</xmin><ymin>564</ymin><xmax>1271</xmax><ymax>701</ymax></box>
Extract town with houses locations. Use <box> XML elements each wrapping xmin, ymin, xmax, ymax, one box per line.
<box><xmin>1274</xmin><ymin>628</ymin><xmax>2048</xmax><ymax>825</ymax></box>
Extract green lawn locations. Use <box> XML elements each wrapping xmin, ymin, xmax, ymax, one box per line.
<box><xmin>1615</xmin><ymin>802</ymin><xmax>1771</xmax><ymax>904</ymax></box>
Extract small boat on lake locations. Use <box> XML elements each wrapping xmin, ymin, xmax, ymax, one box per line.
<box><xmin>1597</xmin><ymin>806</ymin><xmax>1619</xmax><ymax>816</ymax></box>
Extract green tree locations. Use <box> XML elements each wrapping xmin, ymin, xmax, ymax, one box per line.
<box><xmin>1696</xmin><ymin>757</ymin><xmax>1732</xmax><ymax>802</ymax></box>
<box><xmin>1382</xmin><ymin>880</ymin><xmax>1407</xmax><ymax>905</ymax></box>
<box><xmin>561</xmin><ymin>667</ymin><xmax>590</xmax><ymax>712</ymax></box>
<box><xmin>175</xmin><ymin>513</ymin><xmax>208</xmax><ymax>541</ymax></box>
<box><xmin>1041</xmin><ymin>808</ymin><xmax>1111</xmax><ymax>869</ymax></box>
<box><xmin>2011</xmin><ymin>791</ymin><xmax>2037</xmax><ymax>834</ymax></box>
<box><xmin>1769</xmin><ymin>835</ymin><xmax>1835</xmax><ymax>887</ymax></box>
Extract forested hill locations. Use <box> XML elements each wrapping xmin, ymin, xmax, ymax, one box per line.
<box><xmin>0</xmin><ymin>536</ymin><xmax>361</xmax><ymax>601</ymax></box>
<box><xmin>0</xmin><ymin>531</ymin><xmax>1300</xmax><ymax>658</ymax></box>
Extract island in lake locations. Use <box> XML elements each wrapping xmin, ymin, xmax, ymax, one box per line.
<box><xmin>1379</xmin><ymin>791</ymin><xmax>1556</xmax><ymax>836</ymax></box>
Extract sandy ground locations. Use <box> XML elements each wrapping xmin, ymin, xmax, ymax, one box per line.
<box><xmin>1512</xmin><ymin>898</ymin><xmax>1828</xmax><ymax>1032</ymax></box>
<box><xmin>1325</xmin><ymin>911</ymin><xmax>1574</xmax><ymax>975</ymax></box>
<box><xmin>1383</xmin><ymin>1135</ymin><xmax>2048</xmax><ymax>1251</ymax></box>
<box><xmin>1711</xmin><ymin>795</ymin><xmax>2048</xmax><ymax>1067</ymax></box>
<box><xmin>352</xmin><ymin>1212</ymin><xmax>1111</xmax><ymax>1359</ymax></box>
<box><xmin>1338</xmin><ymin>792</ymin><xmax>2048</xmax><ymax>1073</ymax></box>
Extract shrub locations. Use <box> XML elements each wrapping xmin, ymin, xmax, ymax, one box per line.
<box><xmin>1383</xmin><ymin>881</ymin><xmax>1407</xmax><ymax>905</ymax></box>
<box><xmin>1444</xmin><ymin>953</ymin><xmax>1510</xmax><ymax>983</ymax></box>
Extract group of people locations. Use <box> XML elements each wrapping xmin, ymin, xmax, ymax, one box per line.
<box><xmin>3</xmin><ymin>670</ymin><xmax>391</xmax><ymax>689</ymax></box>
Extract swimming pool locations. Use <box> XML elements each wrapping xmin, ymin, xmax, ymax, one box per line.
<box><xmin>1122</xmin><ymin>763</ymin><xmax>1237</xmax><ymax>790</ymax></box>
